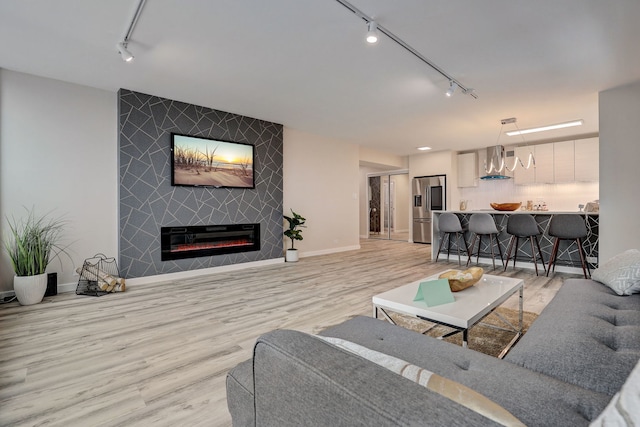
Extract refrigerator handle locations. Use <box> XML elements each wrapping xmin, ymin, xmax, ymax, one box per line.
<box><xmin>425</xmin><ymin>188</ymin><xmax>429</xmax><ymax>213</ymax></box>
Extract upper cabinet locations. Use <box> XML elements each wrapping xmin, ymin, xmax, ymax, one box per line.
<box><xmin>533</xmin><ymin>143</ymin><xmax>554</xmax><ymax>184</ymax></box>
<box><xmin>514</xmin><ymin>137</ymin><xmax>599</xmax><ymax>185</ymax></box>
<box><xmin>553</xmin><ymin>140</ymin><xmax>575</xmax><ymax>183</ymax></box>
<box><xmin>513</xmin><ymin>146</ymin><xmax>536</xmax><ymax>184</ymax></box>
<box><xmin>457</xmin><ymin>152</ymin><xmax>478</xmax><ymax>187</ymax></box>
<box><xmin>574</xmin><ymin>137</ymin><xmax>599</xmax><ymax>181</ymax></box>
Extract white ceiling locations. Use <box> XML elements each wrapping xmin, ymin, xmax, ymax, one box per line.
<box><xmin>1</xmin><ymin>0</ymin><xmax>639</xmax><ymax>156</ymax></box>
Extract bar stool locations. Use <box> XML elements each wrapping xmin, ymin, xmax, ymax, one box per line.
<box><xmin>435</xmin><ymin>213</ymin><xmax>470</xmax><ymax>266</ymax></box>
<box><xmin>546</xmin><ymin>214</ymin><xmax>590</xmax><ymax>278</ymax></box>
<box><xmin>466</xmin><ymin>213</ymin><xmax>503</xmax><ymax>269</ymax></box>
<box><xmin>504</xmin><ymin>214</ymin><xmax>546</xmax><ymax>276</ymax></box>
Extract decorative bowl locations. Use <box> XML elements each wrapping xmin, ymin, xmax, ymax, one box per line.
<box><xmin>438</xmin><ymin>267</ymin><xmax>484</xmax><ymax>292</ymax></box>
<box><xmin>490</xmin><ymin>202</ymin><xmax>522</xmax><ymax>211</ymax></box>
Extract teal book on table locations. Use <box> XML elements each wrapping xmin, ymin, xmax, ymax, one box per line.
<box><xmin>414</xmin><ymin>279</ymin><xmax>455</xmax><ymax>307</ymax></box>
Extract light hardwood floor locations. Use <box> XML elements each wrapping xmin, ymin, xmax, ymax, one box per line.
<box><xmin>0</xmin><ymin>239</ymin><xmax>578</xmax><ymax>426</ymax></box>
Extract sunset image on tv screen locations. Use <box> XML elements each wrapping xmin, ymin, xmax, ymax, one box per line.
<box><xmin>172</xmin><ymin>134</ymin><xmax>254</xmax><ymax>189</ymax></box>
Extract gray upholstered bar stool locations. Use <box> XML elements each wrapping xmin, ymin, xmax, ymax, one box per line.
<box><xmin>546</xmin><ymin>214</ymin><xmax>590</xmax><ymax>278</ymax></box>
<box><xmin>466</xmin><ymin>213</ymin><xmax>503</xmax><ymax>269</ymax></box>
<box><xmin>504</xmin><ymin>214</ymin><xmax>546</xmax><ymax>275</ymax></box>
<box><xmin>435</xmin><ymin>213</ymin><xmax>470</xmax><ymax>266</ymax></box>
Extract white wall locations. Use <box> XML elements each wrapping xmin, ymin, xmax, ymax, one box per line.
<box><xmin>0</xmin><ymin>70</ymin><xmax>117</xmax><ymax>292</ymax></box>
<box><xmin>599</xmin><ymin>80</ymin><xmax>640</xmax><ymax>261</ymax></box>
<box><xmin>409</xmin><ymin>150</ymin><xmax>456</xmax><ymax>210</ymax></box>
<box><xmin>283</xmin><ymin>128</ymin><xmax>360</xmax><ymax>256</ymax></box>
<box><xmin>359</xmin><ymin>146</ymin><xmax>408</xmax><ymax>169</ymax></box>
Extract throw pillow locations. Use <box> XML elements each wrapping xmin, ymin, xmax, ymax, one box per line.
<box><xmin>591</xmin><ymin>249</ymin><xmax>640</xmax><ymax>296</ymax></box>
<box><xmin>319</xmin><ymin>336</ymin><xmax>525</xmax><ymax>427</ymax></box>
<box><xmin>590</xmin><ymin>359</ymin><xmax>640</xmax><ymax>426</ymax></box>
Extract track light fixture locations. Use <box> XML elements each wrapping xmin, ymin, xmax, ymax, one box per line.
<box><xmin>117</xmin><ymin>42</ymin><xmax>134</xmax><ymax>62</ymax></box>
<box><xmin>334</xmin><ymin>0</ymin><xmax>478</xmax><ymax>99</ymax></box>
<box><xmin>116</xmin><ymin>0</ymin><xmax>147</xmax><ymax>63</ymax></box>
<box><xmin>366</xmin><ymin>21</ymin><xmax>379</xmax><ymax>44</ymax></box>
<box><xmin>446</xmin><ymin>81</ymin><xmax>458</xmax><ymax>97</ymax></box>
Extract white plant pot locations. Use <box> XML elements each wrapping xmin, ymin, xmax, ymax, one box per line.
<box><xmin>13</xmin><ymin>273</ymin><xmax>48</xmax><ymax>306</ymax></box>
<box><xmin>285</xmin><ymin>249</ymin><xmax>299</xmax><ymax>262</ymax></box>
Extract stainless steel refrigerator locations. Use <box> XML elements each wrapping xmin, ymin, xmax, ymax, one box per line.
<box><xmin>412</xmin><ymin>175</ymin><xmax>446</xmax><ymax>244</ymax></box>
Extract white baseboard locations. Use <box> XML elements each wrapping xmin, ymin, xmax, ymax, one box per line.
<box><xmin>58</xmin><ymin>282</ymin><xmax>78</xmax><ymax>294</ymax></box>
<box><xmin>468</xmin><ymin>256</ymin><xmax>587</xmax><ymax>275</ymax></box>
<box><xmin>1</xmin><ymin>290</ymin><xmax>16</xmax><ymax>300</ymax></box>
<box><xmin>127</xmin><ymin>258</ymin><xmax>284</xmax><ymax>286</ymax></box>
<box><xmin>301</xmin><ymin>245</ymin><xmax>361</xmax><ymax>258</ymax></box>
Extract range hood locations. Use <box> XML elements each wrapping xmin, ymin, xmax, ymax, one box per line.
<box><xmin>481</xmin><ymin>145</ymin><xmax>511</xmax><ymax>180</ymax></box>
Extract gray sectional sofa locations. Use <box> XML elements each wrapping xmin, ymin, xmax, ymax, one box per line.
<box><xmin>226</xmin><ymin>278</ymin><xmax>640</xmax><ymax>426</ymax></box>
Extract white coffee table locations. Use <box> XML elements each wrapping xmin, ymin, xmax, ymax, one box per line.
<box><xmin>372</xmin><ymin>271</ymin><xmax>524</xmax><ymax>358</ymax></box>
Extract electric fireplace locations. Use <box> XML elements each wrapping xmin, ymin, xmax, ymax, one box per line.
<box><xmin>161</xmin><ymin>224</ymin><xmax>260</xmax><ymax>261</ymax></box>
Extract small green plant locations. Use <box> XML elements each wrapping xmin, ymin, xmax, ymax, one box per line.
<box><xmin>4</xmin><ymin>208</ymin><xmax>69</xmax><ymax>277</ymax></box>
<box><xmin>283</xmin><ymin>210</ymin><xmax>306</xmax><ymax>250</ymax></box>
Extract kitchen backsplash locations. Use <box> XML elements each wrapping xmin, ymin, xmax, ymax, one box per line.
<box><xmin>457</xmin><ymin>179</ymin><xmax>599</xmax><ymax>212</ymax></box>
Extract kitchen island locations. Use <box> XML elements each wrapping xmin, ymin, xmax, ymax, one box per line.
<box><xmin>431</xmin><ymin>210</ymin><xmax>599</xmax><ymax>273</ymax></box>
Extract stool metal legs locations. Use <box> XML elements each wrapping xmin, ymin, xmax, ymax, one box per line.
<box><xmin>504</xmin><ymin>235</ymin><xmax>547</xmax><ymax>276</ymax></box>
<box><xmin>547</xmin><ymin>237</ymin><xmax>591</xmax><ymax>278</ymax></box>
<box><xmin>466</xmin><ymin>233</ymin><xmax>504</xmax><ymax>269</ymax></box>
<box><xmin>436</xmin><ymin>231</ymin><xmax>470</xmax><ymax>266</ymax></box>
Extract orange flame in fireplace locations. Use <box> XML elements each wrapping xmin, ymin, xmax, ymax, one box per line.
<box><xmin>172</xmin><ymin>238</ymin><xmax>252</xmax><ymax>253</ymax></box>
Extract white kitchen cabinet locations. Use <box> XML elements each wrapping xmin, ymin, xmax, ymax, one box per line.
<box><xmin>574</xmin><ymin>137</ymin><xmax>599</xmax><ymax>181</ymax></box>
<box><xmin>534</xmin><ymin>143</ymin><xmax>554</xmax><ymax>183</ymax></box>
<box><xmin>553</xmin><ymin>140</ymin><xmax>575</xmax><ymax>183</ymax></box>
<box><xmin>513</xmin><ymin>146</ymin><xmax>536</xmax><ymax>184</ymax></box>
<box><xmin>457</xmin><ymin>152</ymin><xmax>478</xmax><ymax>187</ymax></box>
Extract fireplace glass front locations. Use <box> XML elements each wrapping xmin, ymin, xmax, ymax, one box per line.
<box><xmin>161</xmin><ymin>224</ymin><xmax>260</xmax><ymax>261</ymax></box>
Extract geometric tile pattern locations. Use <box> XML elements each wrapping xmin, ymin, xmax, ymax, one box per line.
<box><xmin>441</xmin><ymin>212</ymin><xmax>599</xmax><ymax>270</ymax></box>
<box><xmin>118</xmin><ymin>89</ymin><xmax>283</xmax><ymax>278</ymax></box>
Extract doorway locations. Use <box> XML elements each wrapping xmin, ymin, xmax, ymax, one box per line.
<box><xmin>368</xmin><ymin>172</ymin><xmax>409</xmax><ymax>241</ymax></box>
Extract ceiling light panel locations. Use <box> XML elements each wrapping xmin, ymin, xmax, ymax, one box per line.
<box><xmin>506</xmin><ymin>120</ymin><xmax>584</xmax><ymax>136</ymax></box>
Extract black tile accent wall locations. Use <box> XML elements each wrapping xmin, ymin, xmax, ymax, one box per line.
<box><xmin>118</xmin><ymin>89</ymin><xmax>283</xmax><ymax>278</ymax></box>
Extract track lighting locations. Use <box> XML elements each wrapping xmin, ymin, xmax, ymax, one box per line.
<box><xmin>446</xmin><ymin>81</ymin><xmax>458</xmax><ymax>97</ymax></box>
<box><xmin>116</xmin><ymin>0</ymin><xmax>146</xmax><ymax>63</ymax></box>
<box><xmin>335</xmin><ymin>0</ymin><xmax>478</xmax><ymax>99</ymax></box>
<box><xmin>117</xmin><ymin>42</ymin><xmax>134</xmax><ymax>62</ymax></box>
<box><xmin>366</xmin><ymin>21</ymin><xmax>379</xmax><ymax>44</ymax></box>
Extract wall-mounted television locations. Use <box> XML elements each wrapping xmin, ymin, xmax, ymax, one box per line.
<box><xmin>170</xmin><ymin>133</ymin><xmax>255</xmax><ymax>189</ymax></box>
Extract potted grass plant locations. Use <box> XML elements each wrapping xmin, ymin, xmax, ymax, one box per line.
<box><xmin>4</xmin><ymin>208</ymin><xmax>69</xmax><ymax>305</ymax></box>
<box><xmin>283</xmin><ymin>210</ymin><xmax>306</xmax><ymax>262</ymax></box>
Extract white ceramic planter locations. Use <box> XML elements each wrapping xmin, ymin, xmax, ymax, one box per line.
<box><xmin>14</xmin><ymin>273</ymin><xmax>48</xmax><ymax>306</ymax></box>
<box><xmin>285</xmin><ymin>249</ymin><xmax>299</xmax><ymax>262</ymax></box>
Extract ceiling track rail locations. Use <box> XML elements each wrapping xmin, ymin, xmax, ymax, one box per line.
<box><xmin>334</xmin><ymin>0</ymin><xmax>477</xmax><ymax>99</ymax></box>
<box><xmin>123</xmin><ymin>0</ymin><xmax>147</xmax><ymax>44</ymax></box>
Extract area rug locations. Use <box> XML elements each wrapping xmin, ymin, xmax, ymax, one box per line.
<box><xmin>384</xmin><ymin>307</ymin><xmax>538</xmax><ymax>358</ymax></box>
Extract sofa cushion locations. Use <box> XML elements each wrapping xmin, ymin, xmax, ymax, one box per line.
<box><xmin>253</xmin><ymin>329</ymin><xmax>504</xmax><ymax>426</ymax></box>
<box><xmin>319</xmin><ymin>336</ymin><xmax>525</xmax><ymax>427</ymax></box>
<box><xmin>226</xmin><ymin>359</ymin><xmax>255</xmax><ymax>427</ymax></box>
<box><xmin>321</xmin><ymin>316</ymin><xmax>610</xmax><ymax>426</ymax></box>
<box><xmin>591</xmin><ymin>249</ymin><xmax>640</xmax><ymax>295</ymax></box>
<box><xmin>590</xmin><ymin>359</ymin><xmax>640</xmax><ymax>426</ymax></box>
<box><xmin>504</xmin><ymin>279</ymin><xmax>640</xmax><ymax>396</ymax></box>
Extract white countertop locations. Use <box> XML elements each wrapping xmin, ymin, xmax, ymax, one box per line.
<box><xmin>437</xmin><ymin>210</ymin><xmax>598</xmax><ymax>215</ymax></box>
